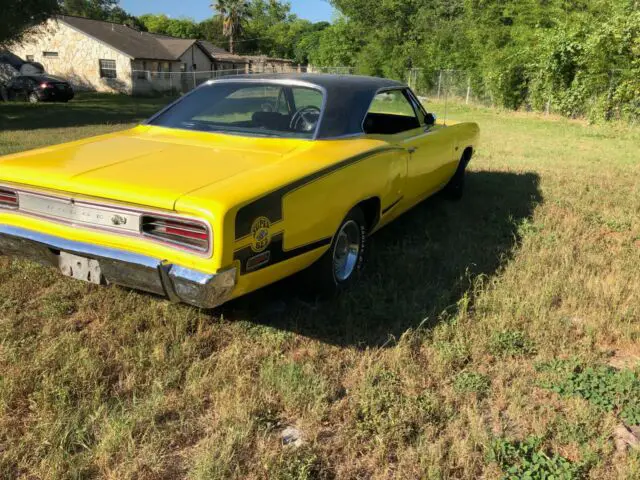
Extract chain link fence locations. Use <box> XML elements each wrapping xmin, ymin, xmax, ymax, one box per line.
<box><xmin>407</xmin><ymin>68</ymin><xmax>639</xmax><ymax>124</ymax></box>
<box><xmin>131</xmin><ymin>64</ymin><xmax>308</xmax><ymax>96</ymax></box>
<box><xmin>127</xmin><ymin>63</ymin><xmax>637</xmax><ymax>124</ymax></box>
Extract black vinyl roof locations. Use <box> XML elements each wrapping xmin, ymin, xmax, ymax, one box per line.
<box><xmin>222</xmin><ymin>74</ymin><xmax>408</xmax><ymax>138</ymax></box>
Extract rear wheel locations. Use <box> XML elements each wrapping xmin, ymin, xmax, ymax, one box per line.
<box><xmin>28</xmin><ymin>92</ymin><xmax>39</xmax><ymax>103</ymax></box>
<box><xmin>307</xmin><ymin>207</ymin><xmax>367</xmax><ymax>294</ymax></box>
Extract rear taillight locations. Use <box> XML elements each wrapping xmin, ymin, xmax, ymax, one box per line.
<box><xmin>0</xmin><ymin>188</ymin><xmax>18</xmax><ymax>209</ymax></box>
<box><xmin>40</xmin><ymin>82</ymin><xmax>50</xmax><ymax>89</ymax></box>
<box><xmin>141</xmin><ymin>215</ymin><xmax>210</xmax><ymax>253</ymax></box>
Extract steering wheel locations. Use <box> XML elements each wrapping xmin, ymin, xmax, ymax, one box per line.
<box><xmin>290</xmin><ymin>106</ymin><xmax>321</xmax><ymax>132</ymax></box>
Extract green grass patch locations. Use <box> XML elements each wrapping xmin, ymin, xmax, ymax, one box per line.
<box><xmin>539</xmin><ymin>362</ymin><xmax>640</xmax><ymax>425</ymax></box>
<box><xmin>490</xmin><ymin>436</ymin><xmax>584</xmax><ymax>480</ymax></box>
<box><xmin>1</xmin><ymin>94</ymin><xmax>639</xmax><ymax>478</ymax></box>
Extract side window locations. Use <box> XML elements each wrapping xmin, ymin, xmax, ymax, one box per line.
<box><xmin>364</xmin><ymin>89</ymin><xmax>421</xmax><ymax>135</ymax></box>
<box><xmin>292</xmin><ymin>88</ymin><xmax>323</xmax><ymax>111</ymax></box>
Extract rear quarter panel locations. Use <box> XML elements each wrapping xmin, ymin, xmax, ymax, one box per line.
<box><xmin>177</xmin><ymin>139</ymin><xmax>407</xmax><ymax>297</ymax></box>
<box><xmin>448</xmin><ymin>121</ymin><xmax>480</xmax><ymax>159</ymax></box>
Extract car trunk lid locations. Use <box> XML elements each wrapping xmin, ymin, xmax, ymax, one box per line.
<box><xmin>0</xmin><ymin>126</ymin><xmax>302</xmax><ymax>211</ymax></box>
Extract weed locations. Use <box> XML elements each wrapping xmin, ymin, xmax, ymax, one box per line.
<box><xmin>453</xmin><ymin>371</ymin><xmax>491</xmax><ymax>397</ymax></box>
<box><xmin>543</xmin><ymin>363</ymin><xmax>640</xmax><ymax>425</ymax></box>
<box><xmin>1</xmin><ymin>95</ymin><xmax>639</xmax><ymax>478</ymax></box>
<box><xmin>259</xmin><ymin>358</ymin><xmax>329</xmax><ymax>416</ymax></box>
<box><xmin>489</xmin><ymin>330</ymin><xmax>536</xmax><ymax>357</ymax></box>
<box><xmin>266</xmin><ymin>448</ymin><xmax>330</xmax><ymax>480</ymax></box>
<box><xmin>490</xmin><ymin>437</ymin><xmax>584</xmax><ymax>479</ymax></box>
<box><xmin>354</xmin><ymin>368</ymin><xmax>442</xmax><ymax>447</ymax></box>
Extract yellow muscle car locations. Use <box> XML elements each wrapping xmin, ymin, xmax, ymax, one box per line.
<box><xmin>0</xmin><ymin>74</ymin><xmax>479</xmax><ymax>308</ymax></box>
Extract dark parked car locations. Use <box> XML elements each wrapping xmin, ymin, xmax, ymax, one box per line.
<box><xmin>6</xmin><ymin>75</ymin><xmax>74</xmax><ymax>103</ymax></box>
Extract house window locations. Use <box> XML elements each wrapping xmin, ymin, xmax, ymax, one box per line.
<box><xmin>99</xmin><ymin>59</ymin><xmax>117</xmax><ymax>78</ymax></box>
<box><xmin>42</xmin><ymin>51</ymin><xmax>58</xmax><ymax>58</ymax></box>
<box><xmin>26</xmin><ymin>55</ymin><xmax>35</xmax><ymax>62</ymax></box>
<box><xmin>180</xmin><ymin>63</ymin><xmax>187</xmax><ymax>72</ymax></box>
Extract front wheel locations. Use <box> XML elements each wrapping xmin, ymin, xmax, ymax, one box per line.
<box><xmin>442</xmin><ymin>151</ymin><xmax>471</xmax><ymax>201</ymax></box>
<box><xmin>307</xmin><ymin>207</ymin><xmax>367</xmax><ymax>294</ymax></box>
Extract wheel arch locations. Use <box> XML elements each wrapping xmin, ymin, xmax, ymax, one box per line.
<box><xmin>353</xmin><ymin>196</ymin><xmax>381</xmax><ymax>233</ymax></box>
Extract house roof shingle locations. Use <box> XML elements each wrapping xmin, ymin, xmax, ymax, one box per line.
<box><xmin>197</xmin><ymin>41</ymin><xmax>250</xmax><ymax>64</ymax></box>
<box><xmin>58</xmin><ymin>15</ymin><xmax>208</xmax><ymax>61</ymax></box>
<box><xmin>57</xmin><ymin>16</ymin><xmax>296</xmax><ymax>66</ymax></box>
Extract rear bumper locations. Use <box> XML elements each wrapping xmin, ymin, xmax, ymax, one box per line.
<box><xmin>0</xmin><ymin>225</ymin><xmax>236</xmax><ymax>309</ymax></box>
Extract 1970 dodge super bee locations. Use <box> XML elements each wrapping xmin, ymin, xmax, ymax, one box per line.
<box><xmin>0</xmin><ymin>74</ymin><xmax>479</xmax><ymax>308</ymax></box>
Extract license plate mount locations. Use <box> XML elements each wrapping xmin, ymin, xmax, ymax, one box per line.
<box><xmin>59</xmin><ymin>252</ymin><xmax>102</xmax><ymax>284</ymax></box>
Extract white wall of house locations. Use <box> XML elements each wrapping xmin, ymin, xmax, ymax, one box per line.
<box><xmin>10</xmin><ymin>19</ymin><xmax>133</xmax><ymax>93</ymax></box>
<box><xmin>179</xmin><ymin>45</ymin><xmax>211</xmax><ymax>71</ymax></box>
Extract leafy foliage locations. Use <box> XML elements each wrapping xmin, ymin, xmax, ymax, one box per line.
<box><xmin>321</xmin><ymin>0</ymin><xmax>639</xmax><ymax>121</ymax></box>
<box><xmin>137</xmin><ymin>2</ymin><xmax>329</xmax><ymax>63</ymax></box>
<box><xmin>489</xmin><ymin>330</ymin><xmax>536</xmax><ymax>357</ymax></box>
<box><xmin>61</xmin><ymin>0</ymin><xmax>144</xmax><ymax>29</ymax></box>
<box><xmin>490</xmin><ymin>437</ymin><xmax>584</xmax><ymax>480</ymax></box>
<box><xmin>0</xmin><ymin>0</ymin><xmax>60</xmax><ymax>45</ymax></box>
<box><xmin>540</xmin><ymin>363</ymin><xmax>640</xmax><ymax>425</ymax></box>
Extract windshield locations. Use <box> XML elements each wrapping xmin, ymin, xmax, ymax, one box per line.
<box><xmin>149</xmin><ymin>82</ymin><xmax>324</xmax><ymax>139</ymax></box>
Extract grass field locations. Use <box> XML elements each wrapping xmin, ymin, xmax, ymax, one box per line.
<box><xmin>0</xmin><ymin>93</ymin><xmax>639</xmax><ymax>479</ymax></box>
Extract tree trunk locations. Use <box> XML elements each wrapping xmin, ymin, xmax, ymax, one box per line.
<box><xmin>229</xmin><ymin>33</ymin><xmax>234</xmax><ymax>54</ymax></box>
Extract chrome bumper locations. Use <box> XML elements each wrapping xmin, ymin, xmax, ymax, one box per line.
<box><xmin>0</xmin><ymin>225</ymin><xmax>236</xmax><ymax>309</ymax></box>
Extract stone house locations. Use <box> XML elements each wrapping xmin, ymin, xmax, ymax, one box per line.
<box><xmin>9</xmin><ymin>15</ymin><xmax>217</xmax><ymax>94</ymax></box>
<box><xmin>10</xmin><ymin>15</ymin><xmax>298</xmax><ymax>95</ymax></box>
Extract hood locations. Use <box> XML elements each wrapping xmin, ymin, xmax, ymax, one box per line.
<box><xmin>0</xmin><ymin>126</ymin><xmax>303</xmax><ymax>211</ymax></box>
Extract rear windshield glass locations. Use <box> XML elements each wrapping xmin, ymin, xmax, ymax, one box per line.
<box><xmin>149</xmin><ymin>82</ymin><xmax>324</xmax><ymax>139</ymax></box>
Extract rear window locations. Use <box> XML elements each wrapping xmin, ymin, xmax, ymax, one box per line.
<box><xmin>150</xmin><ymin>82</ymin><xmax>325</xmax><ymax>139</ymax></box>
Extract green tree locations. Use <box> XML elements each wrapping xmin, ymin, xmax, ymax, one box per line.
<box><xmin>138</xmin><ymin>14</ymin><xmax>201</xmax><ymax>38</ymax></box>
<box><xmin>0</xmin><ymin>0</ymin><xmax>60</xmax><ymax>45</ymax></box>
<box><xmin>61</xmin><ymin>0</ymin><xmax>118</xmax><ymax>20</ymax></box>
<box><xmin>211</xmin><ymin>0</ymin><xmax>251</xmax><ymax>54</ymax></box>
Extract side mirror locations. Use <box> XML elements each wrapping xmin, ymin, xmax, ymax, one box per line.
<box><xmin>425</xmin><ymin>113</ymin><xmax>436</xmax><ymax>125</ymax></box>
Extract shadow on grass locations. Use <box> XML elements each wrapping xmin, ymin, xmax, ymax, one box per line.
<box><xmin>219</xmin><ymin>170</ymin><xmax>542</xmax><ymax>348</ymax></box>
<box><xmin>0</xmin><ymin>93</ymin><xmax>174</xmax><ymax>131</ymax></box>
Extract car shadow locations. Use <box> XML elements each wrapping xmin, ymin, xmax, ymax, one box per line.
<box><xmin>215</xmin><ymin>170</ymin><xmax>542</xmax><ymax>348</ymax></box>
<box><xmin>0</xmin><ymin>94</ymin><xmax>174</xmax><ymax>131</ymax></box>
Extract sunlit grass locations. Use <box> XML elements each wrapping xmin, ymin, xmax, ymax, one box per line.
<box><xmin>0</xmin><ymin>94</ymin><xmax>639</xmax><ymax>478</ymax></box>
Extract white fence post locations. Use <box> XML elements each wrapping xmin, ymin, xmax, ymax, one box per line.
<box><xmin>466</xmin><ymin>76</ymin><xmax>471</xmax><ymax>104</ymax></box>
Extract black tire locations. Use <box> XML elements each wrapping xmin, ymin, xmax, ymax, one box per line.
<box><xmin>442</xmin><ymin>151</ymin><xmax>471</xmax><ymax>201</ymax></box>
<box><xmin>307</xmin><ymin>207</ymin><xmax>367</xmax><ymax>295</ymax></box>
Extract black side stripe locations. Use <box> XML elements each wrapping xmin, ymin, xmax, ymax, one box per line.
<box><xmin>382</xmin><ymin>196</ymin><xmax>404</xmax><ymax>215</ymax></box>
<box><xmin>234</xmin><ymin>233</ymin><xmax>331</xmax><ymax>274</ymax></box>
<box><xmin>234</xmin><ymin>146</ymin><xmax>404</xmax><ymax>240</ymax></box>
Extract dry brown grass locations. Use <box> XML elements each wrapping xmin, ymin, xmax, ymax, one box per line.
<box><xmin>0</xmin><ymin>95</ymin><xmax>639</xmax><ymax>479</ymax></box>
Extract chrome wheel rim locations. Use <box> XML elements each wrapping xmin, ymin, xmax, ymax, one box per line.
<box><xmin>333</xmin><ymin>220</ymin><xmax>361</xmax><ymax>282</ymax></box>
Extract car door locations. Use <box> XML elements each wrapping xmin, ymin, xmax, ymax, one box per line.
<box><xmin>403</xmin><ymin>88</ymin><xmax>459</xmax><ymax>201</ymax></box>
<box><xmin>363</xmin><ymin>88</ymin><xmax>455</xmax><ymax>206</ymax></box>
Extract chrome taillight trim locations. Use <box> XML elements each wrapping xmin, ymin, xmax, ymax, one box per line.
<box><xmin>0</xmin><ymin>187</ymin><xmax>19</xmax><ymax>210</ymax></box>
<box><xmin>0</xmin><ymin>183</ymin><xmax>213</xmax><ymax>257</ymax></box>
<box><xmin>141</xmin><ymin>214</ymin><xmax>210</xmax><ymax>253</ymax></box>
